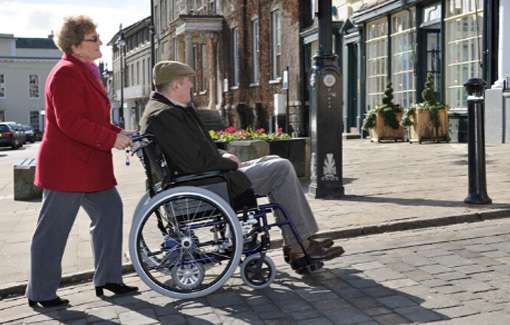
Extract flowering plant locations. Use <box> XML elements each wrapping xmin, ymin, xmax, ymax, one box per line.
<box><xmin>209</xmin><ymin>127</ymin><xmax>291</xmax><ymax>142</ymax></box>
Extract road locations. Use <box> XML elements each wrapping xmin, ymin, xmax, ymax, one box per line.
<box><xmin>3</xmin><ymin>218</ymin><xmax>510</xmax><ymax>324</ymax></box>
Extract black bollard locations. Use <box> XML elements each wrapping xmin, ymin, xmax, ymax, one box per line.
<box><xmin>463</xmin><ymin>78</ymin><xmax>492</xmax><ymax>204</ymax></box>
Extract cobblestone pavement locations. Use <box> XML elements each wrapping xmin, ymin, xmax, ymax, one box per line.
<box><xmin>1</xmin><ymin>141</ymin><xmax>510</xmax><ymax>288</ymax></box>
<box><xmin>4</xmin><ymin>218</ymin><xmax>510</xmax><ymax>324</ymax></box>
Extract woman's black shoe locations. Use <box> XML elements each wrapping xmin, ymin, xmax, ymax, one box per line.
<box><xmin>28</xmin><ymin>296</ymin><xmax>69</xmax><ymax>308</ymax></box>
<box><xmin>95</xmin><ymin>283</ymin><xmax>139</xmax><ymax>297</ymax></box>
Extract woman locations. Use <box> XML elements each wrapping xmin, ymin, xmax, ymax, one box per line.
<box><xmin>26</xmin><ymin>16</ymin><xmax>137</xmax><ymax>308</ymax></box>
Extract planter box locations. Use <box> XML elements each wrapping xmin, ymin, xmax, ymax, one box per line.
<box><xmin>408</xmin><ymin>108</ymin><xmax>449</xmax><ymax>143</ymax></box>
<box><xmin>267</xmin><ymin>138</ymin><xmax>308</xmax><ymax>178</ymax></box>
<box><xmin>215</xmin><ymin>138</ymin><xmax>309</xmax><ymax>179</ymax></box>
<box><xmin>369</xmin><ymin>112</ymin><xmax>405</xmax><ymax>142</ymax></box>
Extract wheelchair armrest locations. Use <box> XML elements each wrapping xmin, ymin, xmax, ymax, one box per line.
<box><xmin>172</xmin><ymin>170</ymin><xmax>226</xmax><ymax>184</ymax></box>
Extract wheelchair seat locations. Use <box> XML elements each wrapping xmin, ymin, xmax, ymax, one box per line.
<box><xmin>137</xmin><ymin>134</ymin><xmax>257</xmax><ymax>212</ymax></box>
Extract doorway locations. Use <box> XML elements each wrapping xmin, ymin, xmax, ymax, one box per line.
<box><xmin>346</xmin><ymin>42</ymin><xmax>359</xmax><ymax>133</ymax></box>
<box><xmin>417</xmin><ymin>2</ymin><xmax>443</xmax><ymax>103</ymax></box>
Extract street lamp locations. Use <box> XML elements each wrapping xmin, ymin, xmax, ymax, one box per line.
<box><xmin>116</xmin><ymin>24</ymin><xmax>126</xmax><ymax>128</ymax></box>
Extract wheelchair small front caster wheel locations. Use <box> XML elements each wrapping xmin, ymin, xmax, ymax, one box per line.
<box><xmin>171</xmin><ymin>262</ymin><xmax>205</xmax><ymax>290</ymax></box>
<box><xmin>240</xmin><ymin>254</ymin><xmax>276</xmax><ymax>289</ymax></box>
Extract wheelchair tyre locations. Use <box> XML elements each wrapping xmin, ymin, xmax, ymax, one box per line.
<box><xmin>129</xmin><ymin>186</ymin><xmax>243</xmax><ymax>299</ymax></box>
<box><xmin>240</xmin><ymin>254</ymin><xmax>276</xmax><ymax>289</ymax></box>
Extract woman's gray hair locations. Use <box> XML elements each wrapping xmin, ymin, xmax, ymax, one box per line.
<box><xmin>54</xmin><ymin>15</ymin><xmax>96</xmax><ymax>53</ymax></box>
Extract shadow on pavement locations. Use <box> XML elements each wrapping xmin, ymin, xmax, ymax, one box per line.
<box><xmin>342</xmin><ymin>194</ymin><xmax>510</xmax><ymax>209</ymax></box>
<box><xmin>13</xmin><ymin>266</ymin><xmax>448</xmax><ymax>324</ymax></box>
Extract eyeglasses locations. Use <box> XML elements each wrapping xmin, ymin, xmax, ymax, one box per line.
<box><xmin>83</xmin><ymin>35</ymin><xmax>101</xmax><ymax>43</ymax></box>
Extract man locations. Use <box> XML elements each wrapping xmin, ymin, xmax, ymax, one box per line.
<box><xmin>140</xmin><ymin>61</ymin><xmax>344</xmax><ymax>272</ymax></box>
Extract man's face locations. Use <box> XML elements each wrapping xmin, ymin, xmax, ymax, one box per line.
<box><xmin>175</xmin><ymin>76</ymin><xmax>194</xmax><ymax>104</ymax></box>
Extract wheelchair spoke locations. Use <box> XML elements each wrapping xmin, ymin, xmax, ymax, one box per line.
<box><xmin>133</xmin><ymin>191</ymin><xmax>242</xmax><ymax>298</ymax></box>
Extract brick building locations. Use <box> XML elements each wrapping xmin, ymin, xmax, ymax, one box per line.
<box><xmin>151</xmin><ymin>0</ymin><xmax>304</xmax><ymax>134</ymax></box>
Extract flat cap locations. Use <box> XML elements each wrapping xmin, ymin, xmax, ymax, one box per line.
<box><xmin>153</xmin><ymin>60</ymin><xmax>195</xmax><ymax>86</ymax></box>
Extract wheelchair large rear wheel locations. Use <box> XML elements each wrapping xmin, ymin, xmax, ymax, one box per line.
<box><xmin>129</xmin><ymin>186</ymin><xmax>243</xmax><ymax>299</ymax></box>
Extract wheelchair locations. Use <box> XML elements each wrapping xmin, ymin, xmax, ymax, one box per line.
<box><xmin>127</xmin><ymin>134</ymin><xmax>323</xmax><ymax>300</ymax></box>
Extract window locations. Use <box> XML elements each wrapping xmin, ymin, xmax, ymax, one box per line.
<box><xmin>130</xmin><ymin>64</ymin><xmax>134</xmax><ymax>87</ymax></box>
<box><xmin>251</xmin><ymin>18</ymin><xmax>260</xmax><ymax>84</ymax></box>
<box><xmin>232</xmin><ymin>27</ymin><xmax>240</xmax><ymax>86</ymax></box>
<box><xmin>136</xmin><ymin>61</ymin><xmax>140</xmax><ymax>85</ymax></box>
<box><xmin>271</xmin><ymin>9</ymin><xmax>282</xmax><ymax>79</ymax></box>
<box><xmin>161</xmin><ymin>0</ymin><xmax>167</xmax><ymax>31</ymax></box>
<box><xmin>0</xmin><ymin>110</ymin><xmax>5</xmax><ymax>121</ymax></box>
<box><xmin>169</xmin><ymin>0</ymin><xmax>174</xmax><ymax>22</ymax></box>
<box><xmin>391</xmin><ymin>9</ymin><xmax>416</xmax><ymax>108</ymax></box>
<box><xmin>29</xmin><ymin>74</ymin><xmax>39</xmax><ymax>98</ymax></box>
<box><xmin>0</xmin><ymin>74</ymin><xmax>5</xmax><ymax>98</ymax></box>
<box><xmin>445</xmin><ymin>0</ymin><xmax>483</xmax><ymax>109</ymax></box>
<box><xmin>154</xmin><ymin>4</ymin><xmax>160</xmax><ymax>35</ymax></box>
<box><xmin>201</xmin><ymin>43</ymin><xmax>208</xmax><ymax>92</ymax></box>
<box><xmin>30</xmin><ymin>111</ymin><xmax>40</xmax><ymax>132</ymax></box>
<box><xmin>142</xmin><ymin>59</ymin><xmax>146</xmax><ymax>85</ymax></box>
<box><xmin>172</xmin><ymin>37</ymin><xmax>178</xmax><ymax>60</ymax></box>
<box><xmin>366</xmin><ymin>17</ymin><xmax>388</xmax><ymax>111</ymax></box>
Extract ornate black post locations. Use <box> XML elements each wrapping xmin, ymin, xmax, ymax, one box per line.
<box><xmin>464</xmin><ymin>78</ymin><xmax>492</xmax><ymax>204</ymax></box>
<box><xmin>308</xmin><ymin>0</ymin><xmax>344</xmax><ymax>198</ymax></box>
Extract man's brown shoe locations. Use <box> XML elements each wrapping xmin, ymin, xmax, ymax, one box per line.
<box><xmin>288</xmin><ymin>244</ymin><xmax>345</xmax><ymax>274</ymax></box>
<box><xmin>283</xmin><ymin>237</ymin><xmax>334</xmax><ymax>263</ymax></box>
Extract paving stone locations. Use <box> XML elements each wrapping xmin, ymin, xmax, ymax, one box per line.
<box><xmin>363</xmin><ymin>306</ymin><xmax>393</xmax><ymax>316</ymax></box>
<box><xmin>159</xmin><ymin>314</ymin><xmax>186</xmax><ymax>325</ymax></box>
<box><xmin>376</xmin><ymin>295</ymin><xmax>418</xmax><ymax>309</ymax></box>
<box><xmin>449</xmin><ymin>279</ymin><xmax>494</xmax><ymax>293</ymax></box>
<box><xmin>288</xmin><ymin>309</ymin><xmax>322</xmax><ymax>321</ymax></box>
<box><xmin>404</xmin><ymin>269</ymin><xmax>434</xmax><ymax>281</ymax></box>
<box><xmin>394</xmin><ymin>305</ymin><xmax>446</xmax><ymax>322</ymax></box>
<box><xmin>435</xmin><ymin>305</ymin><xmax>480</xmax><ymax>318</ymax></box>
<box><xmin>361</xmin><ymin>287</ymin><xmax>397</xmax><ymax>298</ymax></box>
<box><xmin>312</xmin><ymin>298</ymin><xmax>352</xmax><ymax>312</ymax></box>
<box><xmin>384</xmin><ymin>262</ymin><xmax>416</xmax><ymax>273</ymax></box>
<box><xmin>454</xmin><ymin>264</ymin><xmax>493</xmax><ymax>275</ymax></box>
<box><xmin>436</xmin><ymin>271</ymin><xmax>471</xmax><ymax>281</ymax></box>
<box><xmin>347</xmin><ymin>297</ymin><xmax>382</xmax><ymax>310</ymax></box>
<box><xmin>416</xmin><ymin>249</ymin><xmax>453</xmax><ymax>258</ymax></box>
<box><xmin>351</xmin><ymin>262</ymin><xmax>385</xmax><ymax>271</ymax></box>
<box><xmin>419</xmin><ymin>278</ymin><xmax>450</xmax><ymax>288</ymax></box>
<box><xmin>295</xmin><ymin>317</ymin><xmax>334</xmax><ymax>325</ymax></box>
<box><xmin>420</xmin><ymin>295</ymin><xmax>460</xmax><ymax>309</ymax></box>
<box><xmin>433</xmin><ymin>285</ymin><xmax>466</xmax><ymax>295</ymax></box>
<box><xmin>380</xmin><ymin>278</ymin><xmax>419</xmax><ymax>289</ymax></box>
<box><xmin>372</xmin><ymin>313</ymin><xmax>412</xmax><ymax>325</ymax></box>
<box><xmin>433</xmin><ymin>255</ymin><xmax>475</xmax><ymax>267</ymax></box>
<box><xmin>419</xmin><ymin>264</ymin><xmax>452</xmax><ymax>275</ymax></box>
<box><xmin>118</xmin><ymin>308</ymin><xmax>157</xmax><ymax>325</ymax></box>
<box><xmin>363</xmin><ymin>268</ymin><xmax>404</xmax><ymax>282</ymax></box>
<box><xmin>321</xmin><ymin>307</ymin><xmax>372</xmax><ymax>325</ymax></box>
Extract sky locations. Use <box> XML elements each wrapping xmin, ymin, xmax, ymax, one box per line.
<box><xmin>0</xmin><ymin>0</ymin><xmax>150</xmax><ymax>68</ymax></box>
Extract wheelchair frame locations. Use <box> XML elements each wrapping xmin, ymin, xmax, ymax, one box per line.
<box><xmin>128</xmin><ymin>134</ymin><xmax>318</xmax><ymax>299</ymax></box>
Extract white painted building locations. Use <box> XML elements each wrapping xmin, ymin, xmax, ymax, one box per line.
<box><xmin>0</xmin><ymin>34</ymin><xmax>60</xmax><ymax>133</ymax></box>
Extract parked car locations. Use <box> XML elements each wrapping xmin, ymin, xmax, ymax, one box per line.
<box><xmin>3</xmin><ymin>122</ymin><xmax>27</xmax><ymax>144</ymax></box>
<box><xmin>21</xmin><ymin>124</ymin><xmax>36</xmax><ymax>143</ymax></box>
<box><xmin>0</xmin><ymin>123</ymin><xmax>24</xmax><ymax>149</ymax></box>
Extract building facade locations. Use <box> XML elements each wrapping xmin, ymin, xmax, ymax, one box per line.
<box><xmin>0</xmin><ymin>34</ymin><xmax>60</xmax><ymax>132</ymax></box>
<box><xmin>108</xmin><ymin>17</ymin><xmax>152</xmax><ymax>131</ymax></box>
<box><xmin>150</xmin><ymin>0</ymin><xmax>303</xmax><ymax>134</ymax></box>
<box><xmin>335</xmin><ymin>0</ymin><xmax>497</xmax><ymax>141</ymax></box>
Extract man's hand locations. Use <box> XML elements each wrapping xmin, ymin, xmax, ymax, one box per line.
<box><xmin>222</xmin><ymin>153</ymin><xmax>241</xmax><ymax>168</ymax></box>
<box><xmin>113</xmin><ymin>133</ymin><xmax>132</xmax><ymax>150</ymax></box>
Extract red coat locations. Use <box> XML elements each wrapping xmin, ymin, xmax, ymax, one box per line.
<box><xmin>35</xmin><ymin>53</ymin><xmax>121</xmax><ymax>192</ymax></box>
